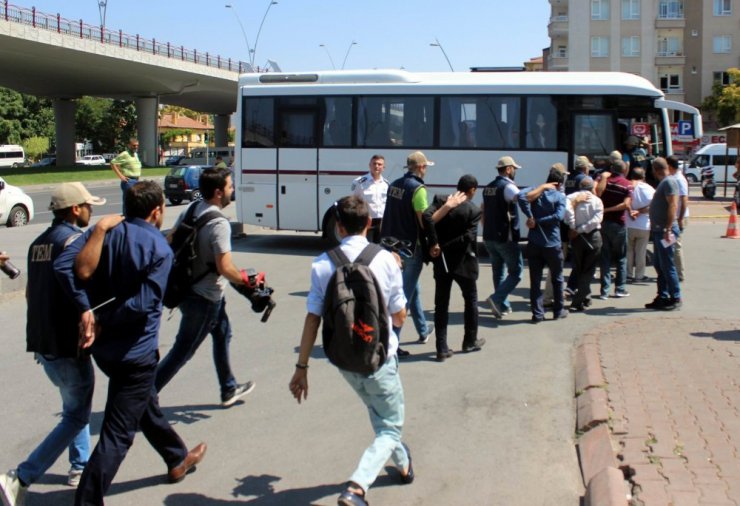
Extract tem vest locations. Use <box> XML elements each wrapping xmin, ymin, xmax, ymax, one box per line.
<box><xmin>380</xmin><ymin>172</ymin><xmax>424</xmax><ymax>251</ymax></box>
<box><xmin>482</xmin><ymin>175</ymin><xmax>520</xmax><ymax>243</ymax></box>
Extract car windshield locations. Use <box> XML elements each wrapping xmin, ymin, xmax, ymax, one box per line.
<box><xmin>689</xmin><ymin>155</ymin><xmax>709</xmax><ymax>168</ymax></box>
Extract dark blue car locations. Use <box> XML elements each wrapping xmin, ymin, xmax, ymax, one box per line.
<box><xmin>164</xmin><ymin>165</ymin><xmax>206</xmax><ymax>205</ymax></box>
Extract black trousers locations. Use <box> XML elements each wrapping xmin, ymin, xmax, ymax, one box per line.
<box><xmin>433</xmin><ymin>270</ymin><xmax>479</xmax><ymax>353</ymax></box>
<box><xmin>570</xmin><ymin>230</ymin><xmax>603</xmax><ymax>308</ymax></box>
<box><xmin>75</xmin><ymin>354</ymin><xmax>188</xmax><ymax>506</ymax></box>
<box><xmin>368</xmin><ymin>218</ymin><xmax>382</xmax><ymax>244</ymax></box>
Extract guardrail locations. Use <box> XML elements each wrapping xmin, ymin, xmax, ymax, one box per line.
<box><xmin>1</xmin><ymin>1</ymin><xmax>251</xmax><ymax>73</ymax></box>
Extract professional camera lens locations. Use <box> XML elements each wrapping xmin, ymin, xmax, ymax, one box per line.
<box><xmin>1</xmin><ymin>260</ymin><xmax>21</xmax><ymax>280</ymax></box>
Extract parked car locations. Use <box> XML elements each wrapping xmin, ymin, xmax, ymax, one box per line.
<box><xmin>102</xmin><ymin>153</ymin><xmax>117</xmax><ymax>163</ymax></box>
<box><xmin>0</xmin><ymin>177</ymin><xmax>34</xmax><ymax>227</ymax></box>
<box><xmin>165</xmin><ymin>155</ymin><xmax>186</xmax><ymax>166</ymax></box>
<box><xmin>76</xmin><ymin>155</ymin><xmax>106</xmax><ymax>166</ymax></box>
<box><xmin>685</xmin><ymin>144</ymin><xmax>738</xmax><ymax>183</ymax></box>
<box><xmin>164</xmin><ymin>165</ymin><xmax>206</xmax><ymax>205</ymax></box>
<box><xmin>31</xmin><ymin>156</ymin><xmax>56</xmax><ymax>168</ymax></box>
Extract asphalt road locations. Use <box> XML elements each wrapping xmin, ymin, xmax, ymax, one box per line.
<box><xmin>0</xmin><ymin>188</ymin><xmax>735</xmax><ymax>505</ymax></box>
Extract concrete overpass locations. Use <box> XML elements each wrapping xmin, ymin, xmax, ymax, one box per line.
<box><xmin>0</xmin><ymin>2</ymin><xmax>248</xmax><ymax>165</ymax></box>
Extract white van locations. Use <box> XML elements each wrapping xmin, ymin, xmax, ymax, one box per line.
<box><xmin>0</xmin><ymin>145</ymin><xmax>26</xmax><ymax>168</ymax></box>
<box><xmin>685</xmin><ymin>144</ymin><xmax>738</xmax><ymax>183</ymax></box>
<box><xmin>178</xmin><ymin>146</ymin><xmax>234</xmax><ymax>166</ymax></box>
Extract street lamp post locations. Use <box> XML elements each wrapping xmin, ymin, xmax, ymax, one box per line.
<box><xmin>430</xmin><ymin>37</ymin><xmax>454</xmax><ymax>72</ymax></box>
<box><xmin>225</xmin><ymin>4</ymin><xmax>253</xmax><ymax>67</ymax></box>
<box><xmin>252</xmin><ymin>0</ymin><xmax>278</xmax><ymax>69</ymax></box>
<box><xmin>97</xmin><ymin>0</ymin><xmax>107</xmax><ymax>30</ymax></box>
<box><xmin>319</xmin><ymin>44</ymin><xmax>336</xmax><ymax>70</ymax></box>
<box><xmin>341</xmin><ymin>41</ymin><xmax>357</xmax><ymax>70</ymax></box>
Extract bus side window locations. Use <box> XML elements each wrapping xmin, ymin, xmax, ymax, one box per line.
<box><xmin>322</xmin><ymin>97</ymin><xmax>352</xmax><ymax>147</ymax></box>
<box><xmin>526</xmin><ymin>97</ymin><xmax>557</xmax><ymax>150</ymax></box>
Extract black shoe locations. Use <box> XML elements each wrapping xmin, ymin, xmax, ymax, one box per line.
<box><xmin>338</xmin><ymin>486</ymin><xmax>368</xmax><ymax>506</ymax></box>
<box><xmin>462</xmin><ymin>338</ymin><xmax>486</xmax><ymax>353</ymax></box>
<box><xmin>400</xmin><ymin>443</ymin><xmax>414</xmax><ymax>484</ymax></box>
<box><xmin>553</xmin><ymin>310</ymin><xmax>569</xmax><ymax>320</ymax></box>
<box><xmin>660</xmin><ymin>298</ymin><xmax>681</xmax><ymax>311</ymax></box>
<box><xmin>569</xmin><ymin>304</ymin><xmax>585</xmax><ymax>312</ymax></box>
<box><xmin>531</xmin><ymin>316</ymin><xmax>544</xmax><ymax>324</ymax></box>
<box><xmin>671</xmin><ymin>298</ymin><xmax>682</xmax><ymax>309</ymax></box>
<box><xmin>645</xmin><ymin>297</ymin><xmax>670</xmax><ymax>310</ymax></box>
<box><xmin>436</xmin><ymin>350</ymin><xmax>454</xmax><ymax>362</ymax></box>
<box><xmin>397</xmin><ymin>348</ymin><xmax>411</xmax><ymax>358</ymax></box>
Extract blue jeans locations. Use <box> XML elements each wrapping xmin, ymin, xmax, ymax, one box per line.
<box><xmin>17</xmin><ymin>355</ymin><xmax>94</xmax><ymax>485</ymax></box>
<box><xmin>652</xmin><ymin>226</ymin><xmax>681</xmax><ymax>300</ymax></box>
<box><xmin>397</xmin><ymin>247</ymin><xmax>429</xmax><ymax>338</ymax></box>
<box><xmin>155</xmin><ymin>295</ymin><xmax>238</xmax><ymax>398</ymax></box>
<box><xmin>600</xmin><ymin>221</ymin><xmax>627</xmax><ymax>296</ymax></box>
<box><xmin>120</xmin><ymin>178</ymin><xmax>138</xmax><ymax>214</ymax></box>
<box><xmin>526</xmin><ymin>244</ymin><xmax>564</xmax><ymax>318</ymax></box>
<box><xmin>339</xmin><ymin>356</ymin><xmax>410</xmax><ymax>493</ymax></box>
<box><xmin>483</xmin><ymin>240</ymin><xmax>523</xmax><ymax>311</ymax></box>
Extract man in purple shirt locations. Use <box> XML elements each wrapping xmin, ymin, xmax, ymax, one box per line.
<box><xmin>595</xmin><ymin>158</ymin><xmax>633</xmax><ymax>299</ymax></box>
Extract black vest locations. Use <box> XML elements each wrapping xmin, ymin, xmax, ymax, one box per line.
<box><xmin>26</xmin><ymin>220</ymin><xmax>83</xmax><ymax>357</ymax></box>
<box><xmin>482</xmin><ymin>175</ymin><xmax>520</xmax><ymax>243</ymax></box>
<box><xmin>381</xmin><ymin>172</ymin><xmax>424</xmax><ymax>251</ymax></box>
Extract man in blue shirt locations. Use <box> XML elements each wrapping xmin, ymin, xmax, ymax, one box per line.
<box><xmin>54</xmin><ymin>181</ymin><xmax>206</xmax><ymax>506</ymax></box>
<box><xmin>518</xmin><ymin>168</ymin><xmax>567</xmax><ymax>323</ymax></box>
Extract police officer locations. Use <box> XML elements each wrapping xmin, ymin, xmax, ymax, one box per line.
<box><xmin>352</xmin><ymin>154</ymin><xmax>389</xmax><ymax>244</ymax></box>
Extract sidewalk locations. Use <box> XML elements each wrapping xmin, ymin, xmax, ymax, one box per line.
<box><xmin>579</xmin><ymin>317</ymin><xmax>740</xmax><ymax>505</ymax></box>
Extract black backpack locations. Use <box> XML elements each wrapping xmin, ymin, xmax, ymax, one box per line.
<box><xmin>163</xmin><ymin>203</ymin><xmax>222</xmax><ymax>309</ymax></box>
<box><xmin>322</xmin><ymin>244</ymin><xmax>390</xmax><ymax>375</ymax></box>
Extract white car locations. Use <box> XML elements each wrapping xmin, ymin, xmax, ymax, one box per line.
<box><xmin>77</xmin><ymin>155</ymin><xmax>106</xmax><ymax>166</ymax></box>
<box><xmin>0</xmin><ymin>177</ymin><xmax>34</xmax><ymax>227</ymax></box>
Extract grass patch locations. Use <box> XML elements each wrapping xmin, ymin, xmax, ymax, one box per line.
<box><xmin>0</xmin><ymin>166</ymin><xmax>169</xmax><ymax>186</ymax></box>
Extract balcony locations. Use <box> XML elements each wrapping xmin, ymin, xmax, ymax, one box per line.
<box><xmin>655</xmin><ymin>16</ymin><xmax>685</xmax><ymax>29</ymax></box>
<box><xmin>661</xmin><ymin>90</ymin><xmax>685</xmax><ymax>102</ymax></box>
<box><xmin>548</xmin><ymin>53</ymin><xmax>569</xmax><ymax>70</ymax></box>
<box><xmin>548</xmin><ymin>15</ymin><xmax>569</xmax><ymax>38</ymax></box>
<box><xmin>655</xmin><ymin>52</ymin><xmax>686</xmax><ymax>66</ymax></box>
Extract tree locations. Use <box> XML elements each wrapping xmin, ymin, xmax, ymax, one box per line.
<box><xmin>701</xmin><ymin>68</ymin><xmax>740</xmax><ymax>128</ymax></box>
<box><xmin>76</xmin><ymin>96</ymin><xmax>110</xmax><ymax>152</ymax></box>
<box><xmin>98</xmin><ymin>100</ymin><xmax>137</xmax><ymax>153</ymax></box>
<box><xmin>22</xmin><ymin>137</ymin><xmax>50</xmax><ymax>160</ymax></box>
<box><xmin>0</xmin><ymin>88</ymin><xmax>26</xmax><ymax>144</ymax></box>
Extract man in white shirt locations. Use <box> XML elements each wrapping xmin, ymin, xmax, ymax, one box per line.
<box><xmin>667</xmin><ymin>156</ymin><xmax>689</xmax><ymax>281</ymax></box>
<box><xmin>352</xmin><ymin>155</ymin><xmax>389</xmax><ymax>243</ymax></box>
<box><xmin>564</xmin><ymin>177</ymin><xmax>604</xmax><ymax>311</ymax></box>
<box><xmin>626</xmin><ymin>168</ymin><xmax>655</xmax><ymax>282</ymax></box>
<box><xmin>289</xmin><ymin>196</ymin><xmax>413</xmax><ymax>506</ymax></box>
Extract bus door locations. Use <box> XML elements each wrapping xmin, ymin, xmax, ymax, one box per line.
<box><xmin>570</xmin><ymin>111</ymin><xmax>617</xmax><ymax>169</ymax></box>
<box><xmin>276</xmin><ymin>100</ymin><xmax>320</xmax><ymax>231</ymax></box>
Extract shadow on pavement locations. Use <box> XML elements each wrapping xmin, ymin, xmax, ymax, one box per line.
<box><xmin>163</xmin><ymin>474</ymin><xmax>339</xmax><ymax>505</ymax></box>
<box><xmin>232</xmin><ymin>235</ymin><xmax>326</xmax><ymax>258</ymax></box>
<box><xmin>690</xmin><ymin>329</ymin><xmax>740</xmax><ymax>342</ymax></box>
<box><xmin>86</xmin><ymin>403</ymin><xmax>225</xmax><ymax>435</ymax></box>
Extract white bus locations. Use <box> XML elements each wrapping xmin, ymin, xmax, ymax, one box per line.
<box><xmin>234</xmin><ymin>70</ymin><xmax>701</xmax><ymax>240</ymax></box>
<box><xmin>0</xmin><ymin>145</ymin><xmax>26</xmax><ymax>168</ymax></box>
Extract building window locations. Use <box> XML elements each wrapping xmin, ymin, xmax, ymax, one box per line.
<box><xmin>713</xmin><ymin>71</ymin><xmax>731</xmax><ymax>85</ymax></box>
<box><xmin>657</xmin><ymin>36</ymin><xmax>682</xmax><ymax>56</ymax></box>
<box><xmin>659</xmin><ymin>74</ymin><xmax>681</xmax><ymax>91</ymax></box>
<box><xmin>713</xmin><ymin>0</ymin><xmax>732</xmax><ymax>15</ymax></box>
<box><xmin>713</xmin><ymin>36</ymin><xmax>732</xmax><ymax>53</ymax></box>
<box><xmin>622</xmin><ymin>36</ymin><xmax>641</xmax><ymax>56</ymax></box>
<box><xmin>658</xmin><ymin>0</ymin><xmax>683</xmax><ymax>18</ymax></box>
<box><xmin>592</xmin><ymin>0</ymin><xmax>609</xmax><ymax>20</ymax></box>
<box><xmin>622</xmin><ymin>0</ymin><xmax>640</xmax><ymax>19</ymax></box>
<box><xmin>591</xmin><ymin>37</ymin><xmax>609</xmax><ymax>57</ymax></box>
<box><xmin>556</xmin><ymin>45</ymin><xmax>568</xmax><ymax>58</ymax></box>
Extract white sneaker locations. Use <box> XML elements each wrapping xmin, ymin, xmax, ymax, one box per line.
<box><xmin>67</xmin><ymin>468</ymin><xmax>83</xmax><ymax>487</ymax></box>
<box><xmin>0</xmin><ymin>469</ymin><xmax>27</xmax><ymax>506</ymax></box>
<box><xmin>221</xmin><ymin>381</ymin><xmax>256</xmax><ymax>408</ymax></box>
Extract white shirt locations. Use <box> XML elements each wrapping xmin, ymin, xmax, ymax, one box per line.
<box><xmin>626</xmin><ymin>182</ymin><xmax>655</xmax><ymax>231</ymax></box>
<box><xmin>351</xmin><ymin>173</ymin><xmax>389</xmax><ymax>219</ymax></box>
<box><xmin>675</xmin><ymin>171</ymin><xmax>690</xmax><ymax>219</ymax></box>
<box><xmin>564</xmin><ymin>191</ymin><xmax>604</xmax><ymax>234</ymax></box>
<box><xmin>306</xmin><ymin>235</ymin><xmax>406</xmax><ymax>357</ymax></box>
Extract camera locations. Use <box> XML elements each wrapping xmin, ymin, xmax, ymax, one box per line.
<box><xmin>230</xmin><ymin>268</ymin><xmax>276</xmax><ymax>322</ymax></box>
<box><xmin>1</xmin><ymin>260</ymin><xmax>20</xmax><ymax>280</ymax></box>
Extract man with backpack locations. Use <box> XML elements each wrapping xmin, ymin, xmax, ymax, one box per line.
<box><xmin>154</xmin><ymin>167</ymin><xmax>255</xmax><ymax>407</ymax></box>
<box><xmin>289</xmin><ymin>196</ymin><xmax>413</xmax><ymax>506</ymax></box>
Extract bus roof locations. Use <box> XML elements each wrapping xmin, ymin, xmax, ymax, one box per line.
<box><xmin>239</xmin><ymin>69</ymin><xmax>664</xmax><ymax>98</ymax></box>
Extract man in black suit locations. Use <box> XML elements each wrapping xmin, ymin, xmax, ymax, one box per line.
<box><xmin>423</xmin><ymin>175</ymin><xmax>485</xmax><ymax>362</ymax></box>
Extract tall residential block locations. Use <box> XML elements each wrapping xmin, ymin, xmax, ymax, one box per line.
<box><xmin>547</xmin><ymin>0</ymin><xmax>740</xmax><ymax>112</ymax></box>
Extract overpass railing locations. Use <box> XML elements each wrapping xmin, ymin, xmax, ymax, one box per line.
<box><xmin>2</xmin><ymin>1</ymin><xmax>252</xmax><ymax>73</ymax></box>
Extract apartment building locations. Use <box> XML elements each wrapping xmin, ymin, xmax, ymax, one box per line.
<box><xmin>547</xmin><ymin>0</ymin><xmax>740</xmax><ymax>113</ymax></box>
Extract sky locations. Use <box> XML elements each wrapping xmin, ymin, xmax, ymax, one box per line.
<box><xmin>19</xmin><ymin>0</ymin><xmax>551</xmax><ymax>72</ymax></box>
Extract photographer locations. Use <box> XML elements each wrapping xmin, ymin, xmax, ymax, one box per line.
<box><xmin>154</xmin><ymin>168</ymin><xmax>255</xmax><ymax>408</ymax></box>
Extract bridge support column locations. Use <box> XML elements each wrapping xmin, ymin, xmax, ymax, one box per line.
<box><xmin>135</xmin><ymin>97</ymin><xmax>158</xmax><ymax>166</ymax></box>
<box><xmin>53</xmin><ymin>99</ymin><xmax>76</xmax><ymax>166</ymax></box>
<box><xmin>214</xmin><ymin>114</ymin><xmax>230</xmax><ymax>148</ymax></box>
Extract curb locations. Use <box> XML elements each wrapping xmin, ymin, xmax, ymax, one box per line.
<box><xmin>575</xmin><ymin>334</ymin><xmax>630</xmax><ymax>506</ymax></box>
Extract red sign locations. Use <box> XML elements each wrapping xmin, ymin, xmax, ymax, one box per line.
<box><xmin>632</xmin><ymin>123</ymin><xmax>649</xmax><ymax>136</ymax></box>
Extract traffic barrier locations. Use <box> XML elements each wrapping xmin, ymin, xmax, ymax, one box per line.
<box><xmin>723</xmin><ymin>202</ymin><xmax>740</xmax><ymax>239</ymax></box>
